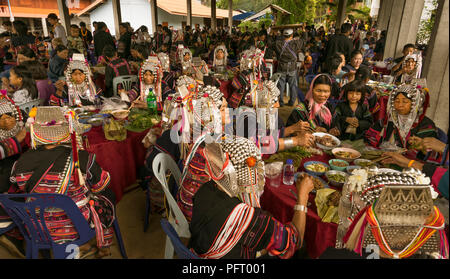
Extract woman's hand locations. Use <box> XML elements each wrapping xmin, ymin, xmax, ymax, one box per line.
<box><xmin>294</xmin><ymin>132</ymin><xmax>315</xmax><ymax>147</ymax></box>
<box><xmin>422</xmin><ymin>137</ymin><xmax>446</xmax><ymax>154</ymax></box>
<box><xmin>408</xmin><ymin>136</ymin><xmax>425</xmax><ymax>152</ymax></box>
<box><xmin>15</xmin><ymin>128</ymin><xmax>27</xmax><ymax>143</ymax></box>
<box><xmin>329</xmin><ymin>127</ymin><xmax>341</xmax><ymax>137</ymax></box>
<box><xmin>381</xmin><ymin>151</ymin><xmax>410</xmax><ymax>168</ymax></box>
<box><xmin>132</xmin><ymin>99</ymin><xmax>148</xmax><ymax>109</ymax></box>
<box><xmin>295</xmin><ymin>173</ymin><xmax>314</xmax><ymax>198</ymax></box>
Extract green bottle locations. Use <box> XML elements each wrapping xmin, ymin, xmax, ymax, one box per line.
<box><xmin>147</xmin><ymin>88</ymin><xmax>157</xmax><ymax>114</ymax></box>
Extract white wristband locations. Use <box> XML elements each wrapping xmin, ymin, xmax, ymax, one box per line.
<box><xmin>294</xmin><ymin>204</ymin><xmax>307</xmax><ymax>213</ymax></box>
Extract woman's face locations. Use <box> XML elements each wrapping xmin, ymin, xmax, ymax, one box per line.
<box><xmin>394</xmin><ymin>93</ymin><xmax>412</xmax><ymax>115</ymax></box>
<box><xmin>58</xmin><ymin>49</ymin><xmax>69</xmax><ymax>60</ymax></box>
<box><xmin>71</xmin><ymin>69</ymin><xmax>86</xmax><ymax>84</ymax></box>
<box><xmin>347</xmin><ymin>91</ymin><xmax>362</xmax><ymax>104</ymax></box>
<box><xmin>312</xmin><ymin>83</ymin><xmax>331</xmax><ymax>104</ymax></box>
<box><xmin>183</xmin><ymin>53</ymin><xmax>191</xmax><ymax>62</ymax></box>
<box><xmin>216</xmin><ymin>49</ymin><xmax>224</xmax><ymax>60</ymax></box>
<box><xmin>351</xmin><ymin>54</ymin><xmax>363</xmax><ymax>69</ymax></box>
<box><xmin>404</xmin><ymin>58</ymin><xmax>416</xmax><ymax>73</ymax></box>
<box><xmin>143</xmin><ymin>71</ymin><xmax>155</xmax><ymax>85</ymax></box>
<box><xmin>9</xmin><ymin>70</ymin><xmax>22</xmax><ymax>87</ymax></box>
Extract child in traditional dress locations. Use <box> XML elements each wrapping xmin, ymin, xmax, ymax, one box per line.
<box><xmin>334</xmin><ymin>80</ymin><xmax>373</xmax><ymax>140</ymax></box>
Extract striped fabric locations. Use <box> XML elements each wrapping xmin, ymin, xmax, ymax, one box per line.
<box><xmin>13</xmin><ymin>168</ymin><xmax>114</xmax><ymax>247</ymax></box>
<box><xmin>0</xmin><ymin>138</ymin><xmax>21</xmax><ymax>160</ymax></box>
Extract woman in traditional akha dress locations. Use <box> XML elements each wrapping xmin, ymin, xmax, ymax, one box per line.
<box><xmin>121</xmin><ymin>56</ymin><xmax>171</xmax><ymax>111</ymax></box>
<box><xmin>188</xmin><ymin>135</ymin><xmax>315</xmax><ymax>259</ymax></box>
<box><xmin>365</xmin><ymin>83</ymin><xmax>437</xmax><ymax>160</ymax></box>
<box><xmin>50</xmin><ymin>55</ymin><xmax>101</xmax><ymax>107</ymax></box>
<box><xmin>10</xmin><ymin>107</ymin><xmax>116</xmax><ymax>258</ymax></box>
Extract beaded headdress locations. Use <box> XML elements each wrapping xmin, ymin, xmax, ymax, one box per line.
<box><xmin>335</xmin><ymin>167</ymin><xmax>441</xmax><ymax>252</ymax></box>
<box><xmin>203</xmin><ymin>135</ymin><xmax>265</xmax><ymax>207</ymax></box>
<box><xmin>359</xmin><ymin>184</ymin><xmax>447</xmax><ymax>259</ymax></box>
<box><xmin>64</xmin><ymin>54</ymin><xmax>97</xmax><ymax>106</ymax></box>
<box><xmin>402</xmin><ymin>53</ymin><xmax>422</xmax><ymax>82</ymax></box>
<box><xmin>245</xmin><ymin>80</ymin><xmax>280</xmax><ymax>108</ymax></box>
<box><xmin>386</xmin><ymin>83</ymin><xmax>427</xmax><ymax>143</ymax></box>
<box><xmin>157</xmin><ymin>52</ymin><xmax>170</xmax><ymax>72</ymax></box>
<box><xmin>0</xmin><ymin>95</ymin><xmax>23</xmax><ymax>140</ymax></box>
<box><xmin>30</xmin><ymin>107</ymin><xmax>71</xmax><ymax>148</ymax></box>
<box><xmin>239</xmin><ymin>47</ymin><xmax>265</xmax><ymax>73</ymax></box>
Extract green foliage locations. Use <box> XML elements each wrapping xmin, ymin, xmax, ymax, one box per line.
<box><xmin>417</xmin><ymin>1</ymin><xmax>438</xmax><ymax>45</ymax></box>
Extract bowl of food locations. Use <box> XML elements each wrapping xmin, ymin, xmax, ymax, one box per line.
<box><xmin>332</xmin><ymin>147</ymin><xmax>361</xmax><ymax>162</ymax></box>
<box><xmin>313</xmin><ymin>132</ymin><xmax>341</xmax><ymax>150</ymax></box>
<box><xmin>346</xmin><ymin>165</ymin><xmax>361</xmax><ymax>174</ymax></box>
<box><xmin>295</xmin><ymin>172</ymin><xmax>328</xmax><ymax>192</ymax></box>
<box><xmin>87</xmin><ymin>117</ymin><xmax>104</xmax><ymax>126</ymax></box>
<box><xmin>303</xmin><ymin>161</ymin><xmax>329</xmax><ymax>177</ymax></box>
<box><xmin>325</xmin><ymin>170</ymin><xmax>349</xmax><ymax>187</ymax></box>
<box><xmin>328</xmin><ymin>159</ymin><xmax>349</xmax><ymax>172</ymax></box>
<box><xmin>111</xmin><ymin>109</ymin><xmax>129</xmax><ymax>120</ymax></box>
<box><xmin>354</xmin><ymin>159</ymin><xmax>377</xmax><ymax>168</ymax></box>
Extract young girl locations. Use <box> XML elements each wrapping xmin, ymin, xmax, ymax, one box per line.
<box><xmin>8</xmin><ymin>64</ymin><xmax>38</xmax><ymax>105</ymax></box>
<box><xmin>334</xmin><ymin>80</ymin><xmax>373</xmax><ymax>140</ymax></box>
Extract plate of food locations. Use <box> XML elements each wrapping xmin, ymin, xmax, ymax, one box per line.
<box><xmin>325</xmin><ymin>170</ymin><xmax>349</xmax><ymax>187</ymax></box>
<box><xmin>111</xmin><ymin>109</ymin><xmax>129</xmax><ymax>120</ymax></box>
<box><xmin>313</xmin><ymin>132</ymin><xmax>341</xmax><ymax>150</ymax></box>
<box><xmin>303</xmin><ymin>161</ymin><xmax>329</xmax><ymax>176</ymax></box>
<box><xmin>328</xmin><ymin>159</ymin><xmax>349</xmax><ymax>171</ymax></box>
<box><xmin>294</xmin><ymin>172</ymin><xmax>329</xmax><ymax>192</ymax></box>
<box><xmin>332</xmin><ymin>147</ymin><xmax>361</xmax><ymax>162</ymax></box>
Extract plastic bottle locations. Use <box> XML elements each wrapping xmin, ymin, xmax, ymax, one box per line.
<box><xmin>283</xmin><ymin>159</ymin><xmax>295</xmax><ymax>185</ymax></box>
<box><xmin>147</xmin><ymin>88</ymin><xmax>157</xmax><ymax>114</ymax></box>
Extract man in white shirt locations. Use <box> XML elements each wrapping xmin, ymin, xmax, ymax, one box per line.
<box><xmin>47</xmin><ymin>13</ymin><xmax>67</xmax><ymax>46</ymax></box>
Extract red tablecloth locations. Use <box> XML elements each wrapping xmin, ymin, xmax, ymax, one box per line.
<box><xmin>372</xmin><ymin>66</ymin><xmax>391</xmax><ymax>76</ymax></box>
<box><xmin>261</xmin><ymin>153</ymin><xmax>340</xmax><ymax>259</ymax></box>
<box><xmin>83</xmin><ymin>126</ymin><xmax>148</xmax><ymax>203</ymax></box>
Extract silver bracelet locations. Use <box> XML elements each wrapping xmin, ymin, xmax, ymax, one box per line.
<box><xmin>283</xmin><ymin>137</ymin><xmax>295</xmax><ymax>149</ymax></box>
<box><xmin>293</xmin><ymin>204</ymin><xmax>308</xmax><ymax>213</ymax></box>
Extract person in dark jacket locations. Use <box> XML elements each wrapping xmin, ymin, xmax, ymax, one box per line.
<box><xmin>325</xmin><ymin>23</ymin><xmax>353</xmax><ymax>63</ymax></box>
<box><xmin>93</xmin><ymin>22</ymin><xmax>115</xmax><ymax>58</ymax></box>
<box><xmin>103</xmin><ymin>45</ymin><xmax>132</xmax><ymax>97</ymax></box>
<box><xmin>118</xmin><ymin>23</ymin><xmax>132</xmax><ymax>60</ymax></box>
<box><xmin>47</xmin><ymin>44</ymin><xmax>69</xmax><ymax>83</ymax></box>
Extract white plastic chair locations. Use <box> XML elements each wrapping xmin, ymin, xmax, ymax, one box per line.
<box><xmin>152</xmin><ymin>153</ymin><xmax>190</xmax><ymax>259</ymax></box>
<box><xmin>18</xmin><ymin>99</ymin><xmax>41</xmax><ymax>114</ymax></box>
<box><xmin>112</xmin><ymin>75</ymin><xmax>138</xmax><ymax>97</ymax></box>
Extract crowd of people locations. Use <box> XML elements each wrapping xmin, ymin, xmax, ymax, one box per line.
<box><xmin>0</xmin><ymin>13</ymin><xmax>448</xmax><ymax>260</ymax></box>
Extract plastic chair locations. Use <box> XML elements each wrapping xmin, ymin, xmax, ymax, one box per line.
<box><xmin>152</xmin><ymin>153</ymin><xmax>190</xmax><ymax>259</ymax></box>
<box><xmin>18</xmin><ymin>99</ymin><xmax>41</xmax><ymax>115</ymax></box>
<box><xmin>0</xmin><ymin>193</ymin><xmax>127</xmax><ymax>259</ymax></box>
<box><xmin>160</xmin><ymin>218</ymin><xmax>200</xmax><ymax>259</ymax></box>
<box><xmin>112</xmin><ymin>75</ymin><xmax>138</xmax><ymax>97</ymax></box>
